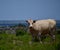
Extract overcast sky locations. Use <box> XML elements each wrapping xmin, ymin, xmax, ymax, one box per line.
<box><xmin>0</xmin><ymin>0</ymin><xmax>60</xmax><ymax>20</ymax></box>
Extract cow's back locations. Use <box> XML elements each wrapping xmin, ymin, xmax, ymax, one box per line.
<box><xmin>32</xmin><ymin>20</ymin><xmax>50</xmax><ymax>31</ymax></box>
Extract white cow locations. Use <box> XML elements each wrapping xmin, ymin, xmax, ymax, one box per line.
<box><xmin>26</xmin><ymin>19</ymin><xmax>56</xmax><ymax>42</ymax></box>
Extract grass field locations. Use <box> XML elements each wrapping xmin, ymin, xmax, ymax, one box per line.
<box><xmin>0</xmin><ymin>31</ymin><xmax>60</xmax><ymax>50</ymax></box>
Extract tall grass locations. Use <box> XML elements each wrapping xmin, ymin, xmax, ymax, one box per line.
<box><xmin>0</xmin><ymin>30</ymin><xmax>60</xmax><ymax>50</ymax></box>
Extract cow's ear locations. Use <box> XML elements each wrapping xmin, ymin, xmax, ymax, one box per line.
<box><xmin>26</xmin><ymin>20</ymin><xmax>28</xmax><ymax>22</ymax></box>
<box><xmin>33</xmin><ymin>20</ymin><xmax>36</xmax><ymax>23</ymax></box>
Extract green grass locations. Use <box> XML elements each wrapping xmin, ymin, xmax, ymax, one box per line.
<box><xmin>0</xmin><ymin>32</ymin><xmax>60</xmax><ymax>50</ymax></box>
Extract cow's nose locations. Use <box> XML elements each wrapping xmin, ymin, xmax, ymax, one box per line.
<box><xmin>29</xmin><ymin>26</ymin><xmax>33</xmax><ymax>29</ymax></box>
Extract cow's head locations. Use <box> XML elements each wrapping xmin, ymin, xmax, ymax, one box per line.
<box><xmin>26</xmin><ymin>19</ymin><xmax>36</xmax><ymax>28</ymax></box>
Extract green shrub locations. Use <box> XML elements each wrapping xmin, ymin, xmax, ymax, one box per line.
<box><xmin>56</xmin><ymin>28</ymin><xmax>60</xmax><ymax>34</ymax></box>
<box><xmin>56</xmin><ymin>42</ymin><xmax>60</xmax><ymax>50</ymax></box>
<box><xmin>16</xmin><ymin>29</ymin><xmax>26</xmax><ymax>36</ymax></box>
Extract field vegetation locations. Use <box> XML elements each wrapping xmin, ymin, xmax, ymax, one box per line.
<box><xmin>0</xmin><ymin>28</ymin><xmax>60</xmax><ymax>50</ymax></box>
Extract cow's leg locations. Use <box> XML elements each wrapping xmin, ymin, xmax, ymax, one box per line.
<box><xmin>41</xmin><ymin>34</ymin><xmax>46</xmax><ymax>41</ymax></box>
<box><xmin>31</xmin><ymin>34</ymin><xmax>35</xmax><ymax>42</ymax></box>
<box><xmin>38</xmin><ymin>32</ymin><xmax>42</xmax><ymax>43</ymax></box>
<box><xmin>49</xmin><ymin>28</ymin><xmax>55</xmax><ymax>41</ymax></box>
<box><xmin>49</xmin><ymin>33</ymin><xmax>55</xmax><ymax>41</ymax></box>
<box><xmin>29</xmin><ymin>33</ymin><xmax>35</xmax><ymax>44</ymax></box>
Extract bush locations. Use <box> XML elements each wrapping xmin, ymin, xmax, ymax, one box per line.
<box><xmin>56</xmin><ymin>42</ymin><xmax>60</xmax><ymax>50</ymax></box>
<box><xmin>57</xmin><ymin>30</ymin><xmax>60</xmax><ymax>34</ymax></box>
<box><xmin>16</xmin><ymin>29</ymin><xmax>26</xmax><ymax>36</ymax></box>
